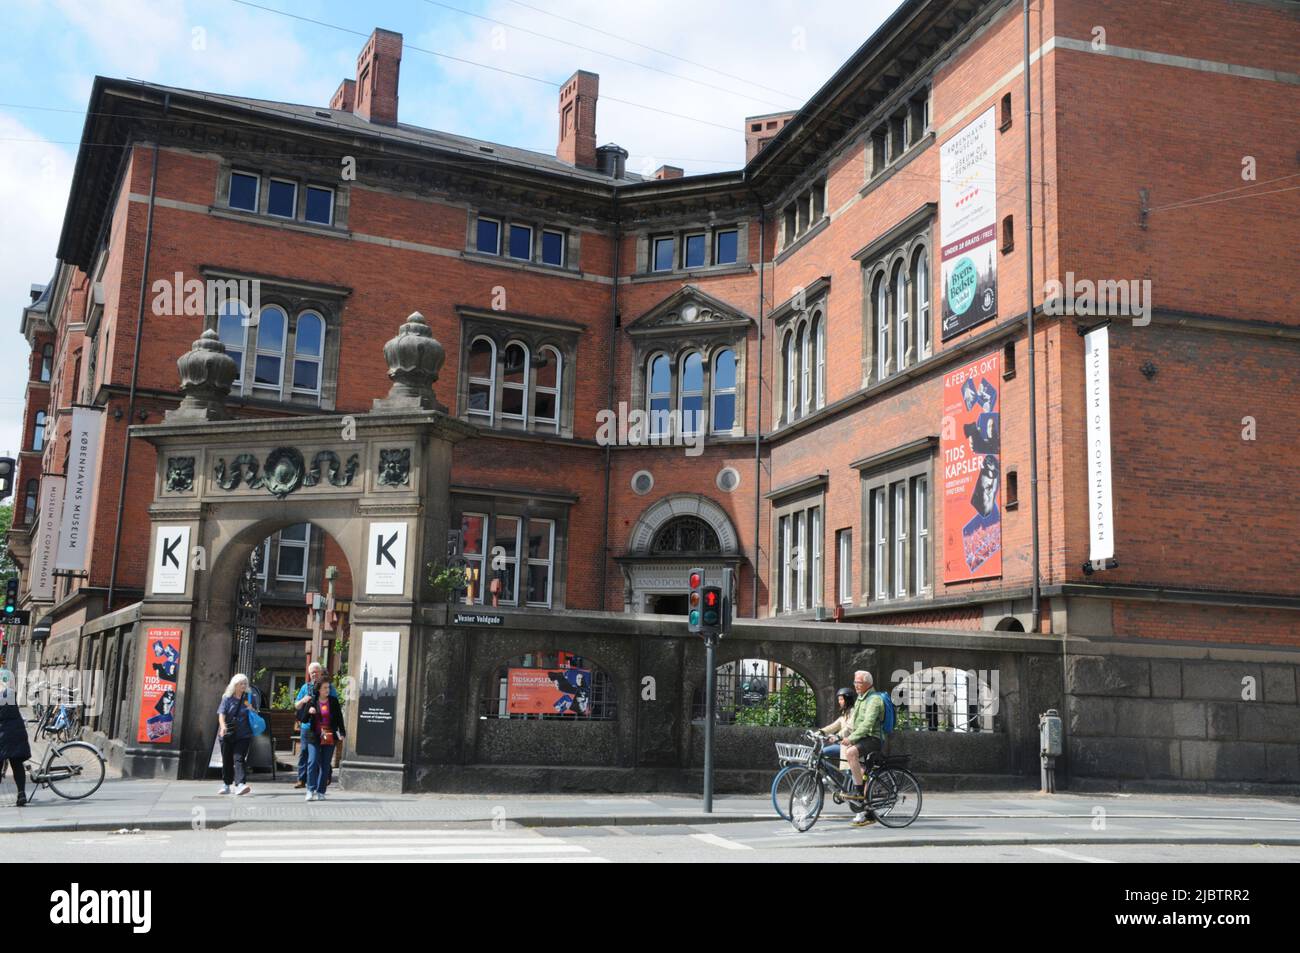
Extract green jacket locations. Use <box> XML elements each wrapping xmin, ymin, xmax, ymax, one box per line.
<box><xmin>844</xmin><ymin>691</ymin><xmax>885</xmax><ymax>744</ymax></box>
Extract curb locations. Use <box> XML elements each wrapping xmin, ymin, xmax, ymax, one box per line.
<box><xmin>816</xmin><ymin>835</ymin><xmax>1300</xmax><ymax>849</ymax></box>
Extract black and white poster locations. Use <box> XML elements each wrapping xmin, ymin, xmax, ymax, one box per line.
<box><xmin>940</xmin><ymin>107</ymin><xmax>998</xmax><ymax>340</ymax></box>
<box><xmin>355</xmin><ymin>630</ymin><xmax>399</xmax><ymax>758</ymax></box>
<box><xmin>366</xmin><ymin>521</ymin><xmax>407</xmax><ymax>595</ymax></box>
<box><xmin>151</xmin><ymin>525</ymin><xmax>190</xmax><ymax>595</ymax></box>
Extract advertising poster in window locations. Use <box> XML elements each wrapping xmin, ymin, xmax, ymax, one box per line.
<box><xmin>355</xmin><ymin>630</ymin><xmax>399</xmax><ymax>757</ymax></box>
<box><xmin>940</xmin><ymin>107</ymin><xmax>998</xmax><ymax>340</ymax></box>
<box><xmin>507</xmin><ymin>667</ymin><xmax>593</xmax><ymax>716</ymax></box>
<box><xmin>136</xmin><ymin>627</ymin><xmax>182</xmax><ymax>744</ymax></box>
<box><xmin>942</xmin><ymin>351</ymin><xmax>1002</xmax><ymax>582</ymax></box>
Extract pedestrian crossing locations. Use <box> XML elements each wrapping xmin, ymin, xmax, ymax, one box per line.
<box><xmin>219</xmin><ymin>827</ymin><xmax>608</xmax><ymax>863</ymax></box>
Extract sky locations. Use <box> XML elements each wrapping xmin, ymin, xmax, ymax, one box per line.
<box><xmin>0</xmin><ymin>0</ymin><xmax>905</xmax><ymax>458</ymax></box>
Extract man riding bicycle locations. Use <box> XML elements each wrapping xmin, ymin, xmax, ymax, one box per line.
<box><xmin>842</xmin><ymin>670</ymin><xmax>885</xmax><ymax>828</ymax></box>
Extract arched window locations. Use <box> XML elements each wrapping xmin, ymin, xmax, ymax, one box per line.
<box><xmin>712</xmin><ymin>348</ymin><xmax>737</xmax><ymax>433</ymax></box>
<box><xmin>811</xmin><ymin>314</ymin><xmax>825</xmax><ymax>409</ymax></box>
<box><xmin>648</xmin><ymin>353</ymin><xmax>671</xmax><ymax>436</ymax></box>
<box><xmin>913</xmin><ymin>249</ymin><xmax>931</xmax><ymax>359</ymax></box>
<box><xmin>533</xmin><ymin>345</ymin><xmax>561</xmax><ymax>428</ymax></box>
<box><xmin>292</xmin><ymin>311</ymin><xmax>325</xmax><ymax>396</ymax></box>
<box><xmin>24</xmin><ymin>479</ymin><xmax>38</xmax><ymax>525</ymax></box>
<box><xmin>650</xmin><ymin>516</ymin><xmax>720</xmax><ymax>554</ymax></box>
<box><xmin>874</xmin><ymin>273</ymin><xmax>888</xmax><ymax>380</ymax></box>
<box><xmin>679</xmin><ymin>351</ymin><xmax>704</xmax><ymax>435</ymax></box>
<box><xmin>253</xmin><ymin>305</ymin><xmax>286</xmax><ymax>393</ymax></box>
<box><xmin>693</xmin><ymin>659</ymin><xmax>815</xmax><ymax>726</ymax></box>
<box><xmin>32</xmin><ymin>411</ymin><xmax>46</xmax><ymax>452</ymax></box>
<box><xmin>783</xmin><ymin>331</ymin><xmax>796</xmax><ymax>423</ymax></box>
<box><xmin>482</xmin><ymin>651</ymin><xmax>618</xmax><ymax>720</ymax></box>
<box><xmin>893</xmin><ymin>665</ymin><xmax>998</xmax><ymax>733</ymax></box>
<box><xmin>500</xmin><ymin>342</ymin><xmax>529</xmax><ymax>421</ymax></box>
<box><xmin>217</xmin><ymin>301</ymin><xmax>248</xmax><ymax>386</ymax></box>
<box><xmin>798</xmin><ymin>323</ymin><xmax>810</xmax><ymax>416</ymax></box>
<box><xmin>893</xmin><ymin>261</ymin><xmax>909</xmax><ymax>372</ymax></box>
<box><xmin>467</xmin><ymin>337</ymin><xmax>496</xmax><ymax>418</ymax></box>
<box><xmin>40</xmin><ymin>344</ymin><xmax>53</xmax><ymax>383</ymax></box>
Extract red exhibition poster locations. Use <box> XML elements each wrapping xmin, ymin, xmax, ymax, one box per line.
<box><xmin>942</xmin><ymin>352</ymin><xmax>1002</xmax><ymax>583</ymax></box>
<box><xmin>137</xmin><ymin>627</ymin><xmax>182</xmax><ymax>743</ymax></box>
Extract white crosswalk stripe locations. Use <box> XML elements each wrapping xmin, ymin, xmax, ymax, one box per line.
<box><xmin>220</xmin><ymin>827</ymin><xmax>607</xmax><ymax>863</ymax></box>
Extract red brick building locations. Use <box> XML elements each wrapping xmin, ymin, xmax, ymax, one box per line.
<box><xmin>6</xmin><ymin>0</ymin><xmax>1299</xmax><ymax>787</ymax></box>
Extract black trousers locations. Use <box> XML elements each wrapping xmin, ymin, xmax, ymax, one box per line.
<box><xmin>220</xmin><ymin>734</ymin><xmax>251</xmax><ymax>786</ymax></box>
<box><xmin>5</xmin><ymin>758</ymin><xmax>24</xmax><ymax>792</ymax></box>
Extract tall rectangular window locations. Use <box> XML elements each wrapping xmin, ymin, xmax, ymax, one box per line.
<box><xmin>683</xmin><ymin>233</ymin><xmax>706</xmax><ymax>269</ymax></box>
<box><xmin>653</xmin><ymin>237</ymin><xmax>675</xmax><ymax>272</ymax></box>
<box><xmin>267</xmin><ymin>178</ymin><xmax>297</xmax><ymax>218</ymax></box>
<box><xmin>275</xmin><ymin>524</ymin><xmax>310</xmax><ymax>587</ymax></box>
<box><xmin>714</xmin><ymin>229</ymin><xmax>738</xmax><ymax>265</ymax></box>
<box><xmin>893</xmin><ymin>482</ymin><xmax>908</xmax><ymax>598</ymax></box>
<box><xmin>810</xmin><ymin>507</ymin><xmax>822</xmax><ymax>610</ymax></box>
<box><xmin>541</xmin><ymin>229</ymin><xmax>566</xmax><ymax>266</ymax></box>
<box><xmin>477</xmin><ymin>217</ymin><xmax>501</xmax><ymax>255</ymax></box>
<box><xmin>304</xmin><ymin>186</ymin><xmax>334</xmax><ymax>225</ymax></box>
<box><xmin>494</xmin><ymin>515</ymin><xmax>521</xmax><ymax>605</ymax></box>
<box><xmin>509</xmin><ymin>224</ymin><xmax>533</xmax><ymax>260</ymax></box>
<box><xmin>873</xmin><ymin>489</ymin><xmax>887</xmax><ymax>600</ymax></box>
<box><xmin>837</xmin><ymin>529</ymin><xmax>853</xmax><ymax>605</ymax></box>
<box><xmin>914</xmin><ymin>476</ymin><xmax>930</xmax><ymax>594</ymax></box>
<box><xmin>792</xmin><ymin>511</ymin><xmax>806</xmax><ymax>612</ymax></box>
<box><xmin>229</xmin><ymin>171</ymin><xmax>259</xmax><ymax>211</ymax></box>
<box><xmin>778</xmin><ymin>515</ymin><xmax>792</xmax><ymax>613</ymax></box>
<box><xmin>461</xmin><ymin>513</ymin><xmax>487</xmax><ymax>602</ymax></box>
<box><xmin>525</xmin><ymin>519</ymin><xmax>555</xmax><ymax>607</ymax></box>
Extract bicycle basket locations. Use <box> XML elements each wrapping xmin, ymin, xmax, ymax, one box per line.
<box><xmin>775</xmin><ymin>742</ymin><xmax>815</xmax><ymax>765</ymax></box>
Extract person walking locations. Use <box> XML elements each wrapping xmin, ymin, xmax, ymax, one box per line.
<box><xmin>217</xmin><ymin>673</ymin><xmax>254</xmax><ymax>796</ymax></box>
<box><xmin>292</xmin><ymin>663</ymin><xmax>329</xmax><ymax>790</ymax></box>
<box><xmin>301</xmin><ymin>675</ymin><xmax>344</xmax><ymax>802</ymax></box>
<box><xmin>0</xmin><ymin>669</ymin><xmax>32</xmax><ymax>807</ymax></box>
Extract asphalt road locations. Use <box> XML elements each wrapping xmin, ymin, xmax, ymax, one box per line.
<box><xmin>5</xmin><ymin>820</ymin><xmax>1299</xmax><ymax>864</ymax></box>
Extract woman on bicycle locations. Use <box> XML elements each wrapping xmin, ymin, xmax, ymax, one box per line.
<box><xmin>0</xmin><ymin>668</ymin><xmax>32</xmax><ymax>807</ymax></box>
<box><xmin>818</xmin><ymin>687</ymin><xmax>857</xmax><ymax>770</ymax></box>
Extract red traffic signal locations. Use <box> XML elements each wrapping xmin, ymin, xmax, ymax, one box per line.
<box><xmin>689</xmin><ymin>571</ymin><xmax>702</xmax><ymax>589</ymax></box>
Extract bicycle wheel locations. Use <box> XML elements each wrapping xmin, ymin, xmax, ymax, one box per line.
<box><xmin>770</xmin><ymin>765</ymin><xmax>809</xmax><ymax>820</ymax></box>
<box><xmin>866</xmin><ymin>768</ymin><xmax>922</xmax><ymax>828</ymax></box>
<box><xmin>45</xmin><ymin>742</ymin><xmax>106</xmax><ymax>800</ymax></box>
<box><xmin>788</xmin><ymin>770</ymin><xmax>824</xmax><ymax>832</ymax></box>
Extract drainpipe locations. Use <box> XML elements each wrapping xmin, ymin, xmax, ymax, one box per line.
<box><xmin>599</xmin><ymin>193</ymin><xmax>620</xmax><ymax>608</ymax></box>
<box><xmin>1023</xmin><ymin>1</ymin><xmax>1042</xmax><ymax>635</ymax></box>
<box><xmin>752</xmin><ymin>203</ymin><xmax>765</xmax><ymax>618</ymax></box>
<box><xmin>107</xmin><ymin>98</ymin><xmax>166</xmax><ymax>611</ymax></box>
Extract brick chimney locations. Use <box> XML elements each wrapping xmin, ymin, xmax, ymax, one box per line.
<box><xmin>329</xmin><ymin>78</ymin><xmax>356</xmax><ymax>112</ymax></box>
<box><xmin>653</xmin><ymin>165</ymin><xmax>684</xmax><ymax>180</ymax></box>
<box><xmin>353</xmin><ymin>28</ymin><xmax>403</xmax><ymax>125</ymax></box>
<box><xmin>745</xmin><ymin>111</ymin><xmax>796</xmax><ymax>162</ymax></box>
<box><xmin>557</xmin><ymin>70</ymin><xmax>599</xmax><ymax>169</ymax></box>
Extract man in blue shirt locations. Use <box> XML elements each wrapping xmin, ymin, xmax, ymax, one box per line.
<box><xmin>293</xmin><ymin>663</ymin><xmax>338</xmax><ymax>788</ymax></box>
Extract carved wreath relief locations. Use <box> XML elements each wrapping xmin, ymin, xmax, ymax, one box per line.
<box><xmin>213</xmin><ymin>448</ymin><xmax>360</xmax><ymax>498</ymax></box>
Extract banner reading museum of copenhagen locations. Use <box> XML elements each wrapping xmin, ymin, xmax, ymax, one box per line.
<box><xmin>32</xmin><ymin>475</ymin><xmax>66</xmax><ymax>602</ymax></box>
<box><xmin>942</xmin><ymin>351</ymin><xmax>1002</xmax><ymax>583</ymax></box>
<box><xmin>1084</xmin><ymin>326</ymin><xmax>1115</xmax><ymax>563</ymax></box>
<box><xmin>940</xmin><ymin>106</ymin><xmax>998</xmax><ymax>340</ymax></box>
<box><xmin>55</xmin><ymin>406</ymin><xmax>103</xmax><ymax>572</ymax></box>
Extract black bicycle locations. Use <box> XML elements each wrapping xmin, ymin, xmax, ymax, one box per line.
<box><xmin>787</xmin><ymin>729</ymin><xmax>922</xmax><ymax>831</ymax></box>
<box><xmin>0</xmin><ymin>736</ymin><xmax>106</xmax><ymax>801</ymax></box>
<box><xmin>771</xmin><ymin>732</ymin><xmax>865</xmax><ymax>820</ymax></box>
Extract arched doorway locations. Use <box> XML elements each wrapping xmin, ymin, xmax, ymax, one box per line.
<box><xmin>619</xmin><ymin>494</ymin><xmax>741</xmax><ymax>613</ymax></box>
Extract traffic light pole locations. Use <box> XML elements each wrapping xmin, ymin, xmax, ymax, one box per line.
<box><xmin>703</xmin><ymin>631</ymin><xmax>717</xmax><ymax>814</ymax></box>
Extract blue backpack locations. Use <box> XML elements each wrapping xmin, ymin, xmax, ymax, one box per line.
<box><xmin>874</xmin><ymin>690</ymin><xmax>897</xmax><ymax>736</ymax></box>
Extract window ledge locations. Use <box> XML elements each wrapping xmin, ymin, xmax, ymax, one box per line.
<box><xmin>629</xmin><ymin>262</ymin><xmax>751</xmax><ymax>283</ymax></box>
<box><xmin>773</xmin><ymin>217</ymin><xmax>830</xmax><ymax>266</ymax></box>
<box><xmin>860</xmin><ymin>131</ymin><xmax>935</xmax><ymax>200</ymax></box>
<box><xmin>461</xmin><ymin>250</ymin><xmax>585</xmax><ymax>279</ymax></box>
<box><xmin>208</xmin><ymin>206</ymin><xmax>350</xmax><ymax>239</ymax></box>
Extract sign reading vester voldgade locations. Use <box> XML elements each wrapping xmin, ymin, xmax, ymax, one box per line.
<box><xmin>151</xmin><ymin>525</ymin><xmax>190</xmax><ymax>595</ymax></box>
<box><xmin>452</xmin><ymin>611</ymin><xmax>504</xmax><ymax>625</ymax></box>
<box><xmin>366</xmin><ymin>521</ymin><xmax>407</xmax><ymax>595</ymax></box>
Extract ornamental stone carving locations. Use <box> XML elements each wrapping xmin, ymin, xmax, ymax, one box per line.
<box><xmin>213</xmin><ymin>448</ymin><xmax>360</xmax><ymax>496</ymax></box>
<box><xmin>374</xmin><ymin>311</ymin><xmax>447</xmax><ymax>413</ymax></box>
<box><xmin>377</xmin><ymin>448</ymin><xmax>411</xmax><ymax>487</ymax></box>
<box><xmin>168</xmin><ymin>329</ymin><xmax>239</xmax><ymax>421</ymax></box>
<box><xmin>165</xmin><ymin>456</ymin><xmax>195</xmax><ymax>493</ymax></box>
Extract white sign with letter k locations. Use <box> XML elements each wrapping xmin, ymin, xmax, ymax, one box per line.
<box><xmin>366</xmin><ymin>521</ymin><xmax>408</xmax><ymax>595</ymax></box>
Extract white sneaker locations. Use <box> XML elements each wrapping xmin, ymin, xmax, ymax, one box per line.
<box><xmin>235</xmin><ymin>784</ymin><xmax>251</xmax><ymax>796</ymax></box>
<box><xmin>305</xmin><ymin>791</ymin><xmax>317</xmax><ymax>802</ymax></box>
<box><xmin>218</xmin><ymin>785</ymin><xmax>230</xmax><ymax>795</ymax></box>
<box><xmin>317</xmin><ymin>791</ymin><xmax>327</xmax><ymax>800</ymax></box>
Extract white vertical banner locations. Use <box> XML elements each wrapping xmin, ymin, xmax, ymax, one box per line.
<box><xmin>32</xmin><ymin>476</ymin><xmax>66</xmax><ymax>601</ymax></box>
<box><xmin>151</xmin><ymin>525</ymin><xmax>191</xmax><ymax>595</ymax></box>
<box><xmin>1085</xmin><ymin>327</ymin><xmax>1115</xmax><ymax>562</ymax></box>
<box><xmin>366</xmin><ymin>521</ymin><xmax>408</xmax><ymax>595</ymax></box>
<box><xmin>55</xmin><ymin>407</ymin><xmax>104</xmax><ymax>571</ymax></box>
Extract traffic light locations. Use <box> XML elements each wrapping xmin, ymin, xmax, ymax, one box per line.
<box><xmin>687</xmin><ymin>567</ymin><xmax>704</xmax><ymax>634</ymax></box>
<box><xmin>701</xmin><ymin>585</ymin><xmax>723</xmax><ymax>636</ymax></box>
<box><xmin>0</xmin><ymin>457</ymin><xmax>13</xmax><ymax>501</ymax></box>
<box><xmin>3</xmin><ymin>577</ymin><xmax>18</xmax><ymax>617</ymax></box>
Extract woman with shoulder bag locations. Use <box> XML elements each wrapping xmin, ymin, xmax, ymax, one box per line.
<box><xmin>301</xmin><ymin>678</ymin><xmax>344</xmax><ymax>801</ymax></box>
<box><xmin>217</xmin><ymin>674</ymin><xmax>254</xmax><ymax>796</ymax></box>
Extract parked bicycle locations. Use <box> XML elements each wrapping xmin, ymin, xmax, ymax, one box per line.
<box><xmin>770</xmin><ymin>730</ymin><xmax>865</xmax><ymax>821</ymax></box>
<box><xmin>33</xmin><ymin>687</ymin><xmax>81</xmax><ymax>744</ymax></box>
<box><xmin>0</xmin><ymin>735</ymin><xmax>105</xmax><ymax>802</ymax></box>
<box><xmin>786</xmin><ymin>729</ymin><xmax>922</xmax><ymax>831</ymax></box>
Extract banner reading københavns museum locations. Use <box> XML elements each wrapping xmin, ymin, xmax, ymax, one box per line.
<box><xmin>940</xmin><ymin>106</ymin><xmax>998</xmax><ymax>340</ymax></box>
<box><xmin>942</xmin><ymin>351</ymin><xmax>1002</xmax><ymax>583</ymax></box>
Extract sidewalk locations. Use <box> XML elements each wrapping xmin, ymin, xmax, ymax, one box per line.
<box><xmin>3</xmin><ymin>775</ymin><xmax>1300</xmax><ymax>845</ymax></box>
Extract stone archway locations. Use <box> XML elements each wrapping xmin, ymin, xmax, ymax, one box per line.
<box><xmin>124</xmin><ymin>313</ymin><xmax>475</xmax><ymax>788</ymax></box>
<box><xmin>620</xmin><ymin>494</ymin><xmax>741</xmax><ymax>613</ymax></box>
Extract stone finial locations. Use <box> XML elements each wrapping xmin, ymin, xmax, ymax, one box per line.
<box><xmin>168</xmin><ymin>328</ymin><xmax>239</xmax><ymax>421</ymax></box>
<box><xmin>374</xmin><ymin>311</ymin><xmax>447</xmax><ymax>412</ymax></box>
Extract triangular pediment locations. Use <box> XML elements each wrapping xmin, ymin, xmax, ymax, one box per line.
<box><xmin>626</xmin><ymin>285</ymin><xmax>754</xmax><ymax>335</ymax></box>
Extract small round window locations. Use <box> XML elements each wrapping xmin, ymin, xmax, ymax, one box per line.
<box><xmin>716</xmin><ymin>467</ymin><xmax>741</xmax><ymax>493</ymax></box>
<box><xmin>631</xmin><ymin>470</ymin><xmax>654</xmax><ymax>495</ymax></box>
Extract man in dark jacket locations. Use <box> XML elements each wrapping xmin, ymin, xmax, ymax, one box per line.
<box><xmin>0</xmin><ymin>669</ymin><xmax>33</xmax><ymax>806</ymax></box>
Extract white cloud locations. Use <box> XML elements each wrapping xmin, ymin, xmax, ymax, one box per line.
<box><xmin>0</xmin><ymin>114</ymin><xmax>74</xmax><ymax>457</ymax></box>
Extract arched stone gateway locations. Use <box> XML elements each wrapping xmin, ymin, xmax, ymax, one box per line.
<box><xmin>127</xmin><ymin>313</ymin><xmax>474</xmax><ymax>788</ymax></box>
<box><xmin>620</xmin><ymin>494</ymin><xmax>742</xmax><ymax>614</ymax></box>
